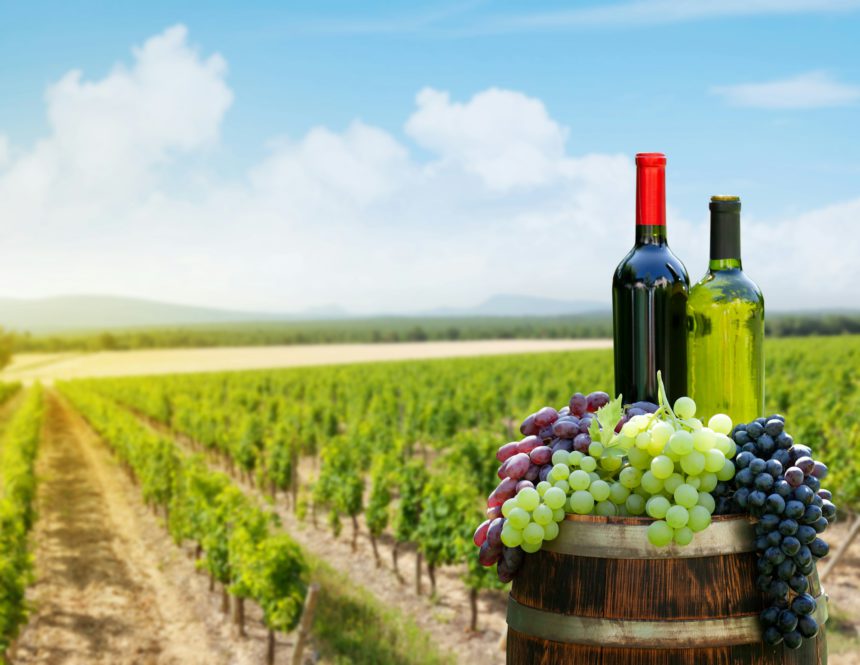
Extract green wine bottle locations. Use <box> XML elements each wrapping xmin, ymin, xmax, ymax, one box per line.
<box><xmin>687</xmin><ymin>196</ymin><xmax>765</xmax><ymax>423</ymax></box>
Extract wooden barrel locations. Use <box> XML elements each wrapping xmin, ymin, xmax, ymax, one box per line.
<box><xmin>507</xmin><ymin>514</ymin><xmax>828</xmax><ymax>664</ymax></box>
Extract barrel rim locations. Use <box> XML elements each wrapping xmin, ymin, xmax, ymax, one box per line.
<box><xmin>544</xmin><ymin>513</ymin><xmax>756</xmax><ymax>559</ymax></box>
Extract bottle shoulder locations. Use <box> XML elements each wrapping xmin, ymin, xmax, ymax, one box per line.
<box><xmin>613</xmin><ymin>243</ymin><xmax>690</xmax><ymax>287</ymax></box>
<box><xmin>689</xmin><ymin>268</ymin><xmax>764</xmax><ymax>307</ymax></box>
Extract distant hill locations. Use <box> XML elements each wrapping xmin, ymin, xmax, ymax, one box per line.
<box><xmin>0</xmin><ymin>295</ymin><xmax>283</xmax><ymax>333</ymax></box>
<box><xmin>0</xmin><ymin>293</ymin><xmax>607</xmax><ymax>333</ymax></box>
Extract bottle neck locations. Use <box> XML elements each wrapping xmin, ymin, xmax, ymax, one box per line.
<box><xmin>709</xmin><ymin>198</ymin><xmax>742</xmax><ymax>267</ymax></box>
<box><xmin>709</xmin><ymin>257</ymin><xmax>742</xmax><ymax>271</ymax></box>
<box><xmin>636</xmin><ymin>224</ymin><xmax>668</xmax><ymax>245</ymax></box>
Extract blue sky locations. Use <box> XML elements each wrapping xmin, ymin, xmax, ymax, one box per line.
<box><xmin>0</xmin><ymin>1</ymin><xmax>858</xmax><ymax>312</ymax></box>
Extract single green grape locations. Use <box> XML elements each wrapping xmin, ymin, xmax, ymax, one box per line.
<box><xmin>533</xmin><ymin>504</ymin><xmax>554</xmax><ymax>526</ymax></box>
<box><xmin>674</xmin><ymin>396</ymin><xmax>697</xmax><ymax>419</ymax></box>
<box><xmin>647</xmin><ymin>436</ymin><xmax>666</xmax><ymax>457</ymax></box>
<box><xmin>523</xmin><ymin>522</ymin><xmax>545</xmax><ymax>545</ymax></box>
<box><xmin>569</xmin><ymin>470</ymin><xmax>591</xmax><ymax>491</ymax></box>
<box><xmin>621</xmin><ymin>420</ymin><xmax>640</xmax><ymax>438</ymax></box>
<box><xmin>552</xmin><ymin>508</ymin><xmax>566</xmax><ymax>522</ymax></box>
<box><xmin>535</xmin><ymin>481</ymin><xmax>552</xmax><ymax>497</ymax></box>
<box><xmin>609</xmin><ymin>482</ymin><xmax>630</xmax><ymax>505</ymax></box>
<box><xmin>673</xmin><ymin>526</ymin><xmax>694</xmax><ymax>546</ymax></box>
<box><xmin>708</xmin><ymin>413</ymin><xmax>733</xmax><ymax>436</ymax></box>
<box><xmin>552</xmin><ymin>450</ymin><xmax>570</xmax><ymax>466</ymax></box>
<box><xmin>501</xmin><ymin>523</ymin><xmax>524</xmax><ymax>547</ymax></box>
<box><xmin>692</xmin><ymin>427</ymin><xmax>716</xmax><ymax>452</ymax></box>
<box><xmin>551</xmin><ymin>463</ymin><xmax>570</xmax><ymax>481</ymax></box>
<box><xmin>619</xmin><ymin>467</ymin><xmax>642</xmax><ymax>489</ymax></box>
<box><xmin>569</xmin><ymin>490</ymin><xmax>594</xmax><ymax>515</ymax></box>
<box><xmin>588</xmin><ymin>441</ymin><xmax>605</xmax><ymax>457</ymax></box>
<box><xmin>716</xmin><ymin>459</ymin><xmax>736</xmax><ymax>481</ymax></box>
<box><xmin>697</xmin><ymin>492</ymin><xmax>716</xmax><ymax>514</ymax></box>
<box><xmin>704</xmin><ymin>448</ymin><xmax>726</xmax><ymax>473</ymax></box>
<box><xmin>698</xmin><ymin>472</ymin><xmax>718</xmax><ymax>493</ymax></box>
<box><xmin>627</xmin><ymin>447</ymin><xmax>651</xmax><ymax>471</ymax></box>
<box><xmin>553</xmin><ymin>480</ymin><xmax>570</xmax><ymax>494</ymax></box>
<box><xmin>501</xmin><ymin>498</ymin><xmax>518</xmax><ymax>517</ymax></box>
<box><xmin>664</xmin><ymin>473</ymin><xmax>684</xmax><ymax>495</ymax></box>
<box><xmin>666</xmin><ymin>505</ymin><xmax>690</xmax><ymax>529</ymax></box>
<box><xmin>626</xmin><ymin>494</ymin><xmax>646</xmax><ymax>515</ymax></box>
<box><xmin>600</xmin><ymin>455</ymin><xmax>623</xmax><ymax>472</ymax></box>
<box><xmin>542</xmin><ymin>487</ymin><xmax>566</xmax><ymax>510</ymax></box>
<box><xmin>674</xmin><ymin>484</ymin><xmax>699</xmax><ymax>508</ymax></box>
<box><xmin>521</xmin><ymin>539</ymin><xmax>542</xmax><ymax>554</ymax></box>
<box><xmin>646</xmin><ymin>496</ymin><xmax>671</xmax><ymax>519</ymax></box>
<box><xmin>594</xmin><ymin>501</ymin><xmax>617</xmax><ymax>517</ymax></box>
<box><xmin>680</xmin><ymin>450</ymin><xmax>706</xmax><ymax>476</ymax></box>
<box><xmin>635</xmin><ymin>431</ymin><xmax>652</xmax><ymax>450</ymax></box>
<box><xmin>651</xmin><ymin>455</ymin><xmax>675</xmax><ymax>480</ymax></box>
<box><xmin>508</xmin><ymin>507</ymin><xmax>530</xmax><ymax>530</ymax></box>
<box><xmin>688</xmin><ymin>505</ymin><xmax>712</xmax><ymax>532</ymax></box>
<box><xmin>713</xmin><ymin>434</ymin><xmax>733</xmax><ymax>456</ymax></box>
<box><xmin>668</xmin><ymin>430</ymin><xmax>694</xmax><ymax>455</ymax></box>
<box><xmin>724</xmin><ymin>440</ymin><xmax>737</xmax><ymax>460</ymax></box>
<box><xmin>568</xmin><ymin>451</ymin><xmax>584</xmax><ymax>467</ymax></box>
<box><xmin>517</xmin><ymin>487</ymin><xmax>540</xmax><ymax>512</ymax></box>
<box><xmin>589</xmin><ymin>480</ymin><xmax>610</xmax><ymax>502</ymax></box>
<box><xmin>647</xmin><ymin>520</ymin><xmax>674</xmax><ymax>547</ymax></box>
<box><xmin>684</xmin><ymin>475</ymin><xmax>702</xmax><ymax>490</ymax></box>
<box><xmin>640</xmin><ymin>471</ymin><xmax>664</xmax><ymax>495</ymax></box>
<box><xmin>579</xmin><ymin>456</ymin><xmax>597</xmax><ymax>473</ymax></box>
<box><xmin>650</xmin><ymin>421</ymin><xmax>674</xmax><ymax>447</ymax></box>
<box><xmin>542</xmin><ymin>520</ymin><xmax>560</xmax><ymax>541</ymax></box>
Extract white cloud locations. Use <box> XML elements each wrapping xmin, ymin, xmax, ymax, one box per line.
<box><xmin>0</xmin><ymin>24</ymin><xmax>232</xmax><ymax>233</ymax></box>
<box><xmin>711</xmin><ymin>71</ymin><xmax>860</xmax><ymax>109</ymax></box>
<box><xmin>406</xmin><ymin>87</ymin><xmax>568</xmax><ymax>191</ymax></box>
<box><xmin>0</xmin><ymin>26</ymin><xmax>857</xmax><ymax>315</ymax></box>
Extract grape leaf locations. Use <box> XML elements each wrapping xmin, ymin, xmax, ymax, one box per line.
<box><xmin>588</xmin><ymin>394</ymin><xmax>623</xmax><ymax>446</ymax></box>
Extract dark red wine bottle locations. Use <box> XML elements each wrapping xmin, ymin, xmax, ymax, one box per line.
<box><xmin>612</xmin><ymin>153</ymin><xmax>690</xmax><ymax>404</ymax></box>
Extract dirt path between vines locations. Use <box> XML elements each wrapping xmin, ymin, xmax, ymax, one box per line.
<box><xmin>10</xmin><ymin>392</ymin><xmax>264</xmax><ymax>665</ymax></box>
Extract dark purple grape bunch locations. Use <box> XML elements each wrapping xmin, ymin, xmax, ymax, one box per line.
<box><xmin>520</xmin><ymin>391</ymin><xmax>609</xmax><ymax>482</ymax></box>
<box><xmin>728</xmin><ymin>415</ymin><xmax>835</xmax><ymax>650</ymax></box>
<box><xmin>474</xmin><ymin>390</ymin><xmax>611</xmax><ymax>582</ymax></box>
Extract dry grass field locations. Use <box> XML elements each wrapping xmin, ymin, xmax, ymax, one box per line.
<box><xmin>0</xmin><ymin>339</ymin><xmax>612</xmax><ymax>383</ymax></box>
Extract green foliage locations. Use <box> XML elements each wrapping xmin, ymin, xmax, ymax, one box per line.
<box><xmin>416</xmin><ymin>465</ymin><xmax>476</xmax><ymax>570</ymax></box>
<box><xmin>365</xmin><ymin>456</ymin><xmax>392</xmax><ymax>539</ymax></box>
<box><xmin>313</xmin><ymin>437</ymin><xmax>365</xmax><ymax>538</ymax></box>
<box><xmin>0</xmin><ymin>386</ymin><xmax>44</xmax><ymax>659</ymax></box>
<box><xmin>244</xmin><ymin>535</ymin><xmax>307</xmax><ymax>633</ymax></box>
<box><xmin>393</xmin><ymin>460</ymin><xmax>428</xmax><ymax>545</ymax></box>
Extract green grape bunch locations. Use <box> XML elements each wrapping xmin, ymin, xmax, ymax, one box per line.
<box><xmin>475</xmin><ymin>373</ymin><xmax>737</xmax><ymax>581</ymax></box>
